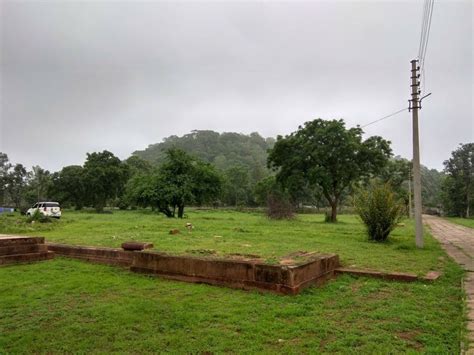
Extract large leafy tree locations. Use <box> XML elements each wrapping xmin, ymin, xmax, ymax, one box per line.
<box><xmin>83</xmin><ymin>151</ymin><xmax>130</xmax><ymax>212</ymax></box>
<box><xmin>51</xmin><ymin>165</ymin><xmax>86</xmax><ymax>209</ymax></box>
<box><xmin>442</xmin><ymin>143</ymin><xmax>473</xmax><ymax>217</ymax></box>
<box><xmin>268</xmin><ymin>119</ymin><xmax>392</xmax><ymax>222</ymax></box>
<box><xmin>126</xmin><ymin>149</ymin><xmax>221</xmax><ymax>218</ymax></box>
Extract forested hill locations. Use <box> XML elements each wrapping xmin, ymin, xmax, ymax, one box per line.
<box><xmin>133</xmin><ymin>130</ymin><xmax>275</xmax><ymax>180</ymax></box>
<box><xmin>133</xmin><ymin>131</ymin><xmax>445</xmax><ymax>208</ymax></box>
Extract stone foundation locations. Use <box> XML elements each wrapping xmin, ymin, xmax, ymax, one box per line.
<box><xmin>47</xmin><ymin>243</ymin><xmax>135</xmax><ymax>267</ymax></box>
<box><xmin>0</xmin><ymin>235</ymin><xmax>54</xmax><ymax>265</ymax></box>
<box><xmin>47</xmin><ymin>242</ymin><xmax>339</xmax><ymax>295</ymax></box>
<box><xmin>131</xmin><ymin>251</ymin><xmax>340</xmax><ymax>295</ymax></box>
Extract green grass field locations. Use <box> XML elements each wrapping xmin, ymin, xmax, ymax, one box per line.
<box><xmin>0</xmin><ymin>209</ymin><xmax>451</xmax><ymax>274</ymax></box>
<box><xmin>0</xmin><ymin>257</ymin><xmax>465</xmax><ymax>353</ymax></box>
<box><xmin>446</xmin><ymin>217</ymin><xmax>474</xmax><ymax>229</ymax></box>
<box><xmin>0</xmin><ymin>209</ymin><xmax>468</xmax><ymax>353</ymax></box>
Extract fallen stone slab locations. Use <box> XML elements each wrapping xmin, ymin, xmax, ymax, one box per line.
<box><xmin>121</xmin><ymin>242</ymin><xmax>154</xmax><ymax>251</ymax></box>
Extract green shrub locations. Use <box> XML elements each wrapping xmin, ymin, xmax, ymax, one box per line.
<box><xmin>26</xmin><ymin>209</ymin><xmax>53</xmax><ymax>224</ymax></box>
<box><xmin>266</xmin><ymin>194</ymin><xmax>294</xmax><ymax>220</ymax></box>
<box><xmin>354</xmin><ymin>182</ymin><xmax>404</xmax><ymax>242</ymax></box>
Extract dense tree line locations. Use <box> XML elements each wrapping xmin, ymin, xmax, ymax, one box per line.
<box><xmin>441</xmin><ymin>143</ymin><xmax>473</xmax><ymax>217</ymax></box>
<box><xmin>1</xmin><ymin>125</ymin><xmax>467</xmax><ymax>218</ymax></box>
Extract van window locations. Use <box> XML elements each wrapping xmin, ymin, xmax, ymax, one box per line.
<box><xmin>32</xmin><ymin>203</ymin><xmax>38</xmax><ymax>208</ymax></box>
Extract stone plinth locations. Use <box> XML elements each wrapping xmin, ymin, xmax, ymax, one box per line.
<box><xmin>0</xmin><ymin>235</ymin><xmax>54</xmax><ymax>266</ymax></box>
<box><xmin>47</xmin><ymin>243</ymin><xmax>134</xmax><ymax>267</ymax></box>
<box><xmin>131</xmin><ymin>251</ymin><xmax>340</xmax><ymax>295</ymax></box>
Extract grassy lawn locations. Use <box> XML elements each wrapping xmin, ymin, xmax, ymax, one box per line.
<box><xmin>445</xmin><ymin>217</ymin><xmax>474</xmax><ymax>229</ymax></box>
<box><xmin>0</xmin><ymin>209</ymin><xmax>468</xmax><ymax>352</ymax></box>
<box><xmin>0</xmin><ymin>257</ymin><xmax>465</xmax><ymax>353</ymax></box>
<box><xmin>0</xmin><ymin>209</ymin><xmax>451</xmax><ymax>274</ymax></box>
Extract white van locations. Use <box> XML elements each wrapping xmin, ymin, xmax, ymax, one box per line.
<box><xmin>26</xmin><ymin>202</ymin><xmax>62</xmax><ymax>219</ymax></box>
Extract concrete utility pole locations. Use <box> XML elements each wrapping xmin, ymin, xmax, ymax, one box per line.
<box><xmin>408</xmin><ymin>165</ymin><xmax>413</xmax><ymax>219</ymax></box>
<box><xmin>410</xmin><ymin>59</ymin><xmax>424</xmax><ymax>248</ymax></box>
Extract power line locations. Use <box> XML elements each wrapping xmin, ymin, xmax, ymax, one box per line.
<box><xmin>360</xmin><ymin>107</ymin><xmax>408</xmax><ymax>128</ymax></box>
<box><xmin>420</xmin><ymin>0</ymin><xmax>434</xmax><ymax>68</ymax></box>
<box><xmin>418</xmin><ymin>0</ymin><xmax>429</xmax><ymax>60</ymax></box>
<box><xmin>418</xmin><ymin>0</ymin><xmax>435</xmax><ymax>92</ymax></box>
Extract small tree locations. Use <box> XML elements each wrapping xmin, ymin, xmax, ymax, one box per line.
<box><xmin>354</xmin><ymin>182</ymin><xmax>404</xmax><ymax>242</ymax></box>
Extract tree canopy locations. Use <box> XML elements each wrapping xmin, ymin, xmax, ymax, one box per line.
<box><xmin>268</xmin><ymin>119</ymin><xmax>392</xmax><ymax>221</ymax></box>
<box><xmin>83</xmin><ymin>151</ymin><xmax>130</xmax><ymax>212</ymax></box>
<box><xmin>126</xmin><ymin>149</ymin><xmax>221</xmax><ymax>218</ymax></box>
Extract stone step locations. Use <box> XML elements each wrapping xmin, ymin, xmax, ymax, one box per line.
<box><xmin>0</xmin><ymin>243</ymin><xmax>48</xmax><ymax>256</ymax></box>
<box><xmin>0</xmin><ymin>251</ymin><xmax>54</xmax><ymax>266</ymax></box>
<box><xmin>0</xmin><ymin>235</ymin><xmax>44</xmax><ymax>247</ymax></box>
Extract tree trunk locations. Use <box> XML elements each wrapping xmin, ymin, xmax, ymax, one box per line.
<box><xmin>178</xmin><ymin>204</ymin><xmax>185</xmax><ymax>218</ymax></box>
<box><xmin>330</xmin><ymin>202</ymin><xmax>338</xmax><ymax>222</ymax></box>
<box><xmin>159</xmin><ymin>207</ymin><xmax>174</xmax><ymax>218</ymax></box>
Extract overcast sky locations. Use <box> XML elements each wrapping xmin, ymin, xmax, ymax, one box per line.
<box><xmin>1</xmin><ymin>0</ymin><xmax>472</xmax><ymax>172</ymax></box>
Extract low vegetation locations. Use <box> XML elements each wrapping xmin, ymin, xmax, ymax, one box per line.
<box><xmin>0</xmin><ymin>209</ymin><xmax>450</xmax><ymax>274</ymax></box>
<box><xmin>0</xmin><ymin>256</ymin><xmax>464</xmax><ymax>353</ymax></box>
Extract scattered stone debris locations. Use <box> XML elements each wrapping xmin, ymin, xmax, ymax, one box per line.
<box><xmin>424</xmin><ymin>271</ymin><xmax>442</xmax><ymax>281</ymax></box>
<box><xmin>229</xmin><ymin>252</ymin><xmax>261</xmax><ymax>259</ymax></box>
<box><xmin>227</xmin><ymin>253</ymin><xmax>262</xmax><ymax>263</ymax></box>
<box><xmin>279</xmin><ymin>259</ymin><xmax>295</xmax><ymax>265</ymax></box>
<box><xmin>187</xmin><ymin>249</ymin><xmax>217</xmax><ymax>256</ymax></box>
<box><xmin>169</xmin><ymin>229</ymin><xmax>180</xmax><ymax>235</ymax></box>
<box><xmin>285</xmin><ymin>251</ymin><xmax>317</xmax><ymax>258</ymax></box>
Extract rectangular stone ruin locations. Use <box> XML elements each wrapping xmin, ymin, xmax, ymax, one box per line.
<box><xmin>0</xmin><ymin>235</ymin><xmax>54</xmax><ymax>265</ymax></box>
<box><xmin>131</xmin><ymin>251</ymin><xmax>340</xmax><ymax>295</ymax></box>
<box><xmin>47</xmin><ymin>243</ymin><xmax>135</xmax><ymax>267</ymax></box>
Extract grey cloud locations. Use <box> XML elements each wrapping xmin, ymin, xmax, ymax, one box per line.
<box><xmin>1</xmin><ymin>0</ymin><xmax>472</xmax><ymax>171</ymax></box>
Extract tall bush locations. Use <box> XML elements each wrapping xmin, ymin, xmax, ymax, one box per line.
<box><xmin>266</xmin><ymin>193</ymin><xmax>294</xmax><ymax>220</ymax></box>
<box><xmin>354</xmin><ymin>182</ymin><xmax>404</xmax><ymax>242</ymax></box>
